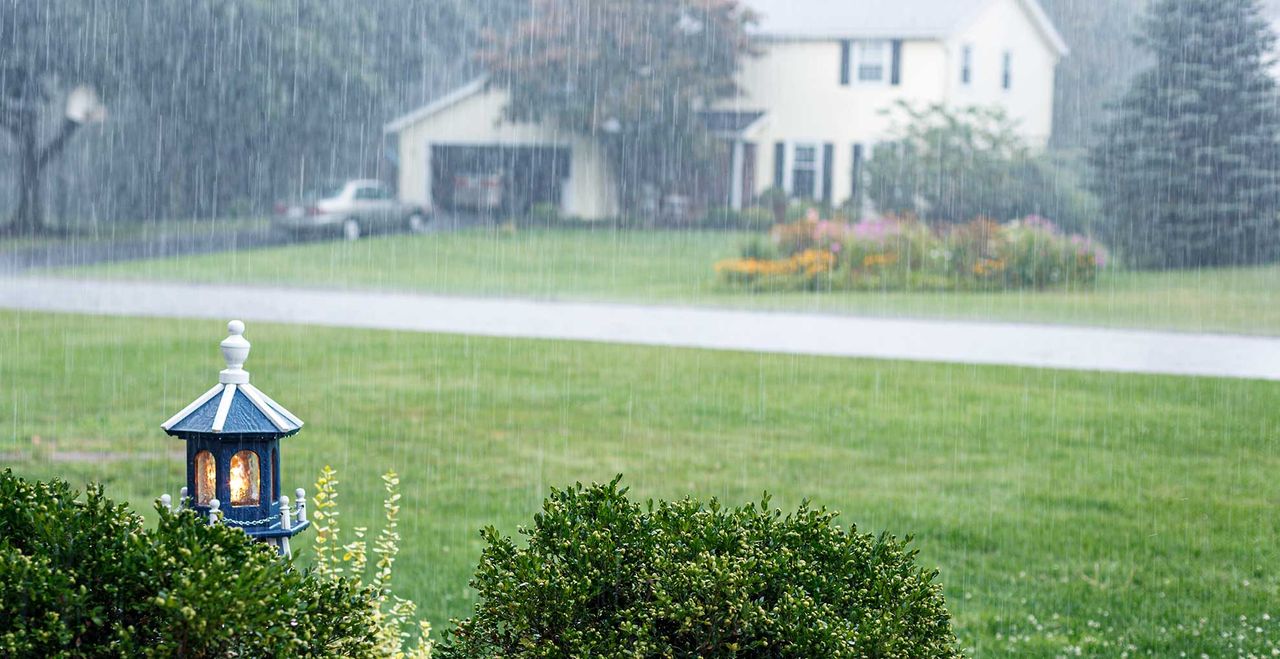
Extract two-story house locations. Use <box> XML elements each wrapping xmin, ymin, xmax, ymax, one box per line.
<box><xmin>385</xmin><ymin>0</ymin><xmax>1068</xmax><ymax>220</ymax></box>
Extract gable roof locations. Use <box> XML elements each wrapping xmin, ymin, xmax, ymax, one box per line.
<box><xmin>743</xmin><ymin>0</ymin><xmax>1068</xmax><ymax>56</ymax></box>
<box><xmin>384</xmin><ymin>76</ymin><xmax>489</xmax><ymax>134</ymax></box>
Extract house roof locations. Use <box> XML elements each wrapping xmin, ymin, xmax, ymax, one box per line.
<box><xmin>384</xmin><ymin>76</ymin><xmax>489</xmax><ymax>134</ymax></box>
<box><xmin>700</xmin><ymin>110</ymin><xmax>768</xmax><ymax>136</ymax></box>
<box><xmin>162</xmin><ymin>321</ymin><xmax>303</xmax><ymax>439</ymax></box>
<box><xmin>383</xmin><ymin>0</ymin><xmax>1068</xmax><ymax>134</ymax></box>
<box><xmin>742</xmin><ymin>0</ymin><xmax>1068</xmax><ymax>56</ymax></box>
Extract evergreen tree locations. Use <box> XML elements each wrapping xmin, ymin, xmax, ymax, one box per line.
<box><xmin>1092</xmin><ymin>0</ymin><xmax>1280</xmax><ymax>269</ymax></box>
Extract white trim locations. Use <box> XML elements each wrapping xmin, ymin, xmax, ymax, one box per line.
<box><xmin>782</xmin><ymin>142</ymin><xmax>794</xmax><ymax>193</ymax></box>
<box><xmin>740</xmin><ymin>113</ymin><xmax>770</xmax><ymax>140</ymax></box>
<box><xmin>241</xmin><ymin>383</ymin><xmax>304</xmax><ymax>429</ymax></box>
<box><xmin>748</xmin><ymin>0</ymin><xmax>1066</xmax><ymax>57</ymax></box>
<box><xmin>953</xmin><ymin>0</ymin><xmax>1068</xmax><ymax>58</ymax></box>
<box><xmin>383</xmin><ymin>76</ymin><xmax>489</xmax><ymax>134</ymax></box>
<box><xmin>423</xmin><ymin>141</ymin><xmax>434</xmax><ymax>209</ymax></box>
<box><xmin>1017</xmin><ymin>0</ymin><xmax>1069</xmax><ymax>57</ymax></box>
<box><xmin>161</xmin><ymin>384</ymin><xmax>224</xmax><ymax>430</ymax></box>
<box><xmin>211</xmin><ymin>384</ymin><xmax>237</xmax><ymax>433</ymax></box>
<box><xmin>237</xmin><ymin>383</ymin><xmax>291</xmax><ymax>432</ymax></box>
<box><xmin>730</xmin><ymin>140</ymin><xmax>745</xmax><ymax>211</ymax></box>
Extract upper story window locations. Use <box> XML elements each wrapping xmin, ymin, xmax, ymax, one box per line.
<box><xmin>841</xmin><ymin>39</ymin><xmax>903</xmax><ymax>87</ymax></box>
<box><xmin>1002</xmin><ymin>51</ymin><xmax>1012</xmax><ymax>90</ymax></box>
<box><xmin>855</xmin><ymin>41</ymin><xmax>890</xmax><ymax>83</ymax></box>
<box><xmin>961</xmin><ymin>45</ymin><xmax>973</xmax><ymax>86</ymax></box>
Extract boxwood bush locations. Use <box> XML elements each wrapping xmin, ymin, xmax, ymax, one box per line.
<box><xmin>440</xmin><ymin>477</ymin><xmax>960</xmax><ymax>658</ymax></box>
<box><xmin>0</xmin><ymin>469</ymin><xmax>382</xmax><ymax>657</ymax></box>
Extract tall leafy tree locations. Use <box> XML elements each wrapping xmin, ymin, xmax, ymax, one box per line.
<box><xmin>0</xmin><ymin>1</ymin><xmax>123</xmax><ymax>234</ymax></box>
<box><xmin>1092</xmin><ymin>0</ymin><xmax>1280</xmax><ymax>268</ymax></box>
<box><xmin>479</xmin><ymin>0</ymin><xmax>757</xmax><ymax>216</ymax></box>
<box><xmin>2</xmin><ymin>0</ymin><xmax>494</xmax><ymax>229</ymax></box>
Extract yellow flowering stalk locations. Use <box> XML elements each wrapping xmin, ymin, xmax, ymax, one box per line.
<box><xmin>311</xmin><ymin>467</ymin><xmax>433</xmax><ymax>658</ymax></box>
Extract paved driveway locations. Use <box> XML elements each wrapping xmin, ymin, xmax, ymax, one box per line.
<box><xmin>3</xmin><ymin>276</ymin><xmax>1280</xmax><ymax>380</ymax></box>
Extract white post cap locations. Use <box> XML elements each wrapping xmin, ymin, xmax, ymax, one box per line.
<box><xmin>219</xmin><ymin>320</ymin><xmax>251</xmax><ymax>384</ymax></box>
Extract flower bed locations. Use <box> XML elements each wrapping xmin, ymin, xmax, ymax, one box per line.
<box><xmin>716</xmin><ymin>214</ymin><xmax>1109</xmax><ymax>291</ymax></box>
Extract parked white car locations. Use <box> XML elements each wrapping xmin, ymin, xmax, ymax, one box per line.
<box><xmin>273</xmin><ymin>179</ymin><xmax>430</xmax><ymax>241</ymax></box>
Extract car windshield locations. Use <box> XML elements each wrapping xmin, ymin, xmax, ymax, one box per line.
<box><xmin>305</xmin><ymin>184</ymin><xmax>347</xmax><ymax>201</ymax></box>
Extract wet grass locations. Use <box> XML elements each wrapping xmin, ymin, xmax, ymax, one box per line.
<box><xmin>62</xmin><ymin>226</ymin><xmax>1280</xmax><ymax>336</ymax></box>
<box><xmin>1</xmin><ymin>216</ymin><xmax>270</xmax><ymax>254</ymax></box>
<box><xmin>3</xmin><ymin>311</ymin><xmax>1278</xmax><ymax>656</ymax></box>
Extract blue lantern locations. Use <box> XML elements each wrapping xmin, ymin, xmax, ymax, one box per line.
<box><xmin>161</xmin><ymin>320</ymin><xmax>309</xmax><ymax>555</ymax></box>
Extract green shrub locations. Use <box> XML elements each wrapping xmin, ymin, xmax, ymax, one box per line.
<box><xmin>0</xmin><ymin>469</ymin><xmax>382</xmax><ymax>657</ymax></box>
<box><xmin>524</xmin><ymin>202</ymin><xmax>562</xmax><ymax>227</ymax></box>
<box><xmin>866</xmin><ymin>102</ymin><xmax>1100</xmax><ymax>233</ymax></box>
<box><xmin>700</xmin><ymin>206</ymin><xmax>774</xmax><ymax>231</ymax></box>
<box><xmin>439</xmin><ymin>477</ymin><xmax>960</xmax><ymax>658</ymax></box>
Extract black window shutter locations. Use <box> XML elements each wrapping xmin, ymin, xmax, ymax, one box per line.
<box><xmin>821</xmin><ymin>143</ymin><xmax>834</xmax><ymax>204</ymax></box>
<box><xmin>890</xmin><ymin>40</ymin><xmax>903</xmax><ymax>86</ymax></box>
<box><xmin>840</xmin><ymin>40</ymin><xmax>851</xmax><ymax>86</ymax></box>
<box><xmin>851</xmin><ymin>144</ymin><xmax>865</xmax><ymax>203</ymax></box>
<box><xmin>773</xmin><ymin>142</ymin><xmax>786</xmax><ymax>189</ymax></box>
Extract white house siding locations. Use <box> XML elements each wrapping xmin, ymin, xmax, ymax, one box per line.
<box><xmin>394</xmin><ymin>86</ymin><xmax>619</xmax><ymax>220</ymax></box>
<box><xmin>723</xmin><ymin>0</ymin><xmax>1061</xmax><ymax>207</ymax></box>
<box><xmin>949</xmin><ymin>0</ymin><xmax>1059</xmax><ymax>145</ymax></box>
<box><xmin>727</xmin><ymin>39</ymin><xmax>951</xmax><ymax>205</ymax></box>
<box><xmin>389</xmin><ymin>0</ymin><xmax>1062</xmax><ymax>214</ymax></box>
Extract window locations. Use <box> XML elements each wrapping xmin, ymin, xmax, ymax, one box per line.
<box><xmin>855</xmin><ymin>41</ymin><xmax>889</xmax><ymax>83</ymax></box>
<box><xmin>961</xmin><ymin>45</ymin><xmax>973</xmax><ymax>85</ymax></box>
<box><xmin>229</xmin><ymin>450</ymin><xmax>260</xmax><ymax>507</ymax></box>
<box><xmin>195</xmin><ymin>450</ymin><xmax>216</xmax><ymax>506</ymax></box>
<box><xmin>791</xmin><ymin>145</ymin><xmax>818</xmax><ymax>200</ymax></box>
<box><xmin>1002</xmin><ymin>51</ymin><xmax>1012</xmax><ymax>90</ymax></box>
<box><xmin>356</xmin><ymin>186</ymin><xmax>388</xmax><ymax>200</ymax></box>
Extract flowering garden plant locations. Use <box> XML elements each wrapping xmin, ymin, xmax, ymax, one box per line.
<box><xmin>716</xmin><ymin>213</ymin><xmax>1109</xmax><ymax>291</ymax></box>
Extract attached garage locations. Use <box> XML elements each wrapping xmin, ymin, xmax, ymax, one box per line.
<box><xmin>384</xmin><ymin>78</ymin><xmax>620</xmax><ymax>220</ymax></box>
<box><xmin>430</xmin><ymin>144</ymin><xmax>570</xmax><ymax>214</ymax></box>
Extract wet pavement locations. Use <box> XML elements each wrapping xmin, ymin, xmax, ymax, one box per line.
<box><xmin>3</xmin><ymin>276</ymin><xmax>1279</xmax><ymax>380</ymax></box>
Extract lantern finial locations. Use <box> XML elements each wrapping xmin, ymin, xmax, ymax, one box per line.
<box><xmin>219</xmin><ymin>320</ymin><xmax>251</xmax><ymax>384</ymax></box>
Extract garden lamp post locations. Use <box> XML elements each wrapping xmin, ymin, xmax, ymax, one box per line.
<box><xmin>159</xmin><ymin>320</ymin><xmax>309</xmax><ymax>556</ymax></box>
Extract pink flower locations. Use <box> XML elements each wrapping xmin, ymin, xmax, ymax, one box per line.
<box><xmin>830</xmin><ymin>242</ymin><xmax>843</xmax><ymax>254</ymax></box>
<box><xmin>851</xmin><ymin>217</ymin><xmax>903</xmax><ymax>244</ymax></box>
<box><xmin>1022</xmin><ymin>215</ymin><xmax>1060</xmax><ymax>235</ymax></box>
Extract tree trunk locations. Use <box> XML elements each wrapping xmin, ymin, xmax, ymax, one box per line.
<box><xmin>9</xmin><ymin>117</ymin><xmax>79</xmax><ymax>235</ymax></box>
<box><xmin>11</xmin><ymin>115</ymin><xmax>44</xmax><ymax>235</ymax></box>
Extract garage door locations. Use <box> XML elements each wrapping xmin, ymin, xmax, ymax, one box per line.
<box><xmin>431</xmin><ymin>145</ymin><xmax>571</xmax><ymax>214</ymax></box>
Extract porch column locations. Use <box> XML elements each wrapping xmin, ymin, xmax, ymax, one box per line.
<box><xmin>729</xmin><ymin>140</ymin><xmax>745</xmax><ymax>211</ymax></box>
<box><xmin>422</xmin><ymin>141</ymin><xmax>434</xmax><ymax>209</ymax></box>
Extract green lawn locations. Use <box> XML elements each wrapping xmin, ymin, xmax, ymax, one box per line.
<box><xmin>3</xmin><ymin>311</ymin><xmax>1278</xmax><ymax>657</ymax></box>
<box><xmin>1</xmin><ymin>216</ymin><xmax>270</xmax><ymax>254</ymax></box>
<box><xmin>63</xmin><ymin>226</ymin><xmax>1280</xmax><ymax>335</ymax></box>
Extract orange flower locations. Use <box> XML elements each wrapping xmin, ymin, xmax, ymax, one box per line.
<box><xmin>862</xmin><ymin>252</ymin><xmax>900</xmax><ymax>269</ymax></box>
<box><xmin>715</xmin><ymin>249</ymin><xmax>835</xmax><ymax>280</ymax></box>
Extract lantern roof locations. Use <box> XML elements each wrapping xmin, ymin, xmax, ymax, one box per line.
<box><xmin>161</xmin><ymin>320</ymin><xmax>303</xmax><ymax>439</ymax></box>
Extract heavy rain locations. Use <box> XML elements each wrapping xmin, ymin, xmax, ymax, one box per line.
<box><xmin>2</xmin><ymin>0</ymin><xmax>1278</xmax><ymax>656</ymax></box>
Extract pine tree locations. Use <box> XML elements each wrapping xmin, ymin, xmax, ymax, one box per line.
<box><xmin>1092</xmin><ymin>0</ymin><xmax>1280</xmax><ymax>268</ymax></box>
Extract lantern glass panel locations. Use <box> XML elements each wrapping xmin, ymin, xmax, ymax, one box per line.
<box><xmin>194</xmin><ymin>450</ymin><xmax>216</xmax><ymax>505</ymax></box>
<box><xmin>230</xmin><ymin>450</ymin><xmax>260</xmax><ymax>507</ymax></box>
